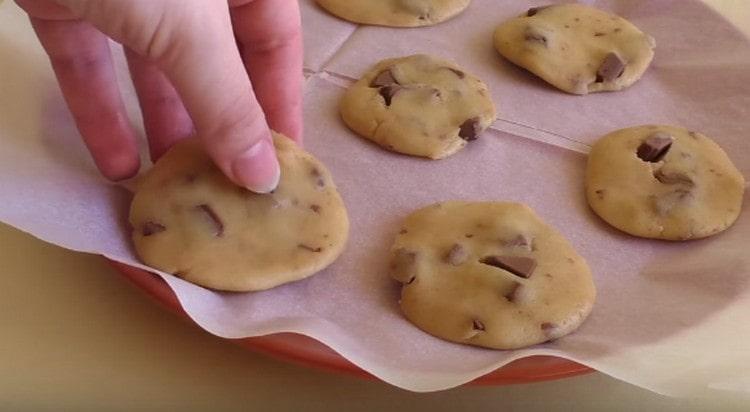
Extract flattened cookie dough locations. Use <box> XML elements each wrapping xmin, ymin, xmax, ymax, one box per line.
<box><xmin>316</xmin><ymin>0</ymin><xmax>470</xmax><ymax>27</ymax></box>
<box><xmin>390</xmin><ymin>202</ymin><xmax>596</xmax><ymax>350</ymax></box>
<box><xmin>494</xmin><ymin>4</ymin><xmax>655</xmax><ymax>94</ymax></box>
<box><xmin>130</xmin><ymin>133</ymin><xmax>349</xmax><ymax>292</ymax></box>
<box><xmin>586</xmin><ymin>125</ymin><xmax>745</xmax><ymax>240</ymax></box>
<box><xmin>341</xmin><ymin>54</ymin><xmax>496</xmax><ymax>159</ymax></box>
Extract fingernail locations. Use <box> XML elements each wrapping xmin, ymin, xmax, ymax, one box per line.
<box><xmin>231</xmin><ymin>139</ymin><xmax>280</xmax><ymax>193</ymax></box>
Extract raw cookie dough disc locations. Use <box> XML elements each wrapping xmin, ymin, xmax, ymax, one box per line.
<box><xmin>493</xmin><ymin>4</ymin><xmax>656</xmax><ymax>95</ymax></box>
<box><xmin>586</xmin><ymin>125</ymin><xmax>745</xmax><ymax>240</ymax></box>
<box><xmin>341</xmin><ymin>54</ymin><xmax>497</xmax><ymax>159</ymax></box>
<box><xmin>129</xmin><ymin>133</ymin><xmax>349</xmax><ymax>292</ymax></box>
<box><xmin>390</xmin><ymin>202</ymin><xmax>596</xmax><ymax>350</ymax></box>
<box><xmin>316</xmin><ymin>0</ymin><xmax>471</xmax><ymax>27</ymax></box>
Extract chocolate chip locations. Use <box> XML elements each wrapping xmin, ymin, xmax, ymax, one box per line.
<box><xmin>379</xmin><ymin>85</ymin><xmax>403</xmax><ymax>106</ymax></box>
<box><xmin>458</xmin><ymin>117</ymin><xmax>482</xmax><ymax>141</ymax></box>
<box><xmin>637</xmin><ymin>132</ymin><xmax>674</xmax><ymax>162</ymax></box>
<box><xmin>399</xmin><ymin>228</ymin><xmax>408</xmax><ymax>235</ymax></box>
<box><xmin>594</xmin><ymin>32</ymin><xmax>606</xmax><ymax>37</ymax></box>
<box><xmin>480</xmin><ymin>255</ymin><xmax>537</xmax><ymax>279</ymax></box>
<box><xmin>429</xmin><ymin>88</ymin><xmax>442</xmax><ymax>100</ymax></box>
<box><xmin>391</xmin><ymin>248</ymin><xmax>419</xmax><ymax>284</ymax></box>
<box><xmin>142</xmin><ymin>221</ymin><xmax>166</xmax><ymax>236</ymax></box>
<box><xmin>527</xmin><ymin>6</ymin><xmax>551</xmax><ymax>17</ymax></box>
<box><xmin>310</xmin><ymin>167</ymin><xmax>326</xmax><ymax>188</ymax></box>
<box><xmin>370</xmin><ymin>69</ymin><xmax>398</xmax><ymax>88</ymax></box>
<box><xmin>596</xmin><ymin>52</ymin><xmax>626</xmax><ymax>82</ymax></box>
<box><xmin>310</xmin><ymin>204</ymin><xmax>322</xmax><ymax>213</ymax></box>
<box><xmin>524</xmin><ymin>27</ymin><xmax>548</xmax><ymax>45</ymax></box>
<box><xmin>505</xmin><ymin>234</ymin><xmax>532</xmax><ymax>250</ymax></box>
<box><xmin>541</xmin><ymin>322</ymin><xmax>558</xmax><ymax>339</ymax></box>
<box><xmin>196</xmin><ymin>204</ymin><xmax>224</xmax><ymax>237</ymax></box>
<box><xmin>595</xmin><ymin>189</ymin><xmax>606</xmax><ymax>199</ymax></box>
<box><xmin>654</xmin><ymin>170</ymin><xmax>695</xmax><ymax>187</ymax></box>
<box><xmin>465</xmin><ymin>234</ymin><xmax>474</xmax><ymax>238</ymax></box>
<box><xmin>541</xmin><ymin>322</ymin><xmax>556</xmax><ymax>331</ymax></box>
<box><xmin>472</xmin><ymin>319</ymin><xmax>486</xmax><ymax>331</ymax></box>
<box><xmin>504</xmin><ymin>282</ymin><xmax>522</xmax><ymax>302</ymax></box>
<box><xmin>298</xmin><ymin>244</ymin><xmax>323</xmax><ymax>253</ymax></box>
<box><xmin>446</xmin><ymin>67</ymin><xmax>465</xmax><ymax>79</ymax></box>
<box><xmin>445</xmin><ymin>243</ymin><xmax>469</xmax><ymax>266</ymax></box>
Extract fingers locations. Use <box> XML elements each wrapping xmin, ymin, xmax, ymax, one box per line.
<box><xmin>125</xmin><ymin>48</ymin><xmax>193</xmax><ymax>161</ymax></box>
<box><xmin>160</xmin><ymin>5</ymin><xmax>279</xmax><ymax>192</ymax></box>
<box><xmin>55</xmin><ymin>0</ymin><xmax>280</xmax><ymax>192</ymax></box>
<box><xmin>231</xmin><ymin>0</ymin><xmax>304</xmax><ymax>144</ymax></box>
<box><xmin>30</xmin><ymin>16</ymin><xmax>140</xmax><ymax>180</ymax></box>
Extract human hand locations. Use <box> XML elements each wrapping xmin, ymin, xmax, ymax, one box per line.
<box><xmin>15</xmin><ymin>0</ymin><xmax>303</xmax><ymax>193</ymax></box>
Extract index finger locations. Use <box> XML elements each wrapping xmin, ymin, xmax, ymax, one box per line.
<box><xmin>231</xmin><ymin>0</ymin><xmax>303</xmax><ymax>144</ymax></box>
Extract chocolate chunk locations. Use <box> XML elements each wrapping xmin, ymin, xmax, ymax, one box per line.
<box><xmin>298</xmin><ymin>244</ymin><xmax>323</xmax><ymax>253</ymax></box>
<box><xmin>480</xmin><ymin>255</ymin><xmax>537</xmax><ymax>279</ymax></box>
<box><xmin>379</xmin><ymin>85</ymin><xmax>403</xmax><ymax>106</ymax></box>
<box><xmin>196</xmin><ymin>204</ymin><xmax>224</xmax><ymax>237</ymax></box>
<box><xmin>637</xmin><ymin>132</ymin><xmax>674</xmax><ymax>162</ymax></box>
<box><xmin>524</xmin><ymin>27</ymin><xmax>548</xmax><ymax>45</ymax></box>
<box><xmin>458</xmin><ymin>117</ymin><xmax>482</xmax><ymax>141</ymax></box>
<box><xmin>142</xmin><ymin>221</ymin><xmax>166</xmax><ymax>236</ymax></box>
<box><xmin>541</xmin><ymin>322</ymin><xmax>559</xmax><ymax>339</ymax></box>
<box><xmin>370</xmin><ymin>69</ymin><xmax>398</xmax><ymax>88</ymax></box>
<box><xmin>654</xmin><ymin>170</ymin><xmax>695</xmax><ymax>186</ymax></box>
<box><xmin>596</xmin><ymin>52</ymin><xmax>626</xmax><ymax>82</ymax></box>
<box><xmin>527</xmin><ymin>6</ymin><xmax>551</xmax><ymax>17</ymax></box>
<box><xmin>504</xmin><ymin>282</ymin><xmax>522</xmax><ymax>302</ymax></box>
<box><xmin>391</xmin><ymin>248</ymin><xmax>419</xmax><ymax>284</ymax></box>
<box><xmin>309</xmin><ymin>204</ymin><xmax>322</xmax><ymax>214</ymax></box>
<box><xmin>472</xmin><ymin>319</ymin><xmax>486</xmax><ymax>331</ymax></box>
<box><xmin>505</xmin><ymin>234</ymin><xmax>532</xmax><ymax>250</ymax></box>
<box><xmin>445</xmin><ymin>243</ymin><xmax>469</xmax><ymax>266</ymax></box>
<box><xmin>310</xmin><ymin>167</ymin><xmax>326</xmax><ymax>188</ymax></box>
<box><xmin>446</xmin><ymin>67</ymin><xmax>465</xmax><ymax>79</ymax></box>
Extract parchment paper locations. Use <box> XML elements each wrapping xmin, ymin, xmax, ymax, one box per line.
<box><xmin>1</xmin><ymin>0</ymin><xmax>749</xmax><ymax>396</ymax></box>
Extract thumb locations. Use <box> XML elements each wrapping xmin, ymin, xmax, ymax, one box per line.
<box><xmin>56</xmin><ymin>0</ymin><xmax>280</xmax><ymax>193</ymax></box>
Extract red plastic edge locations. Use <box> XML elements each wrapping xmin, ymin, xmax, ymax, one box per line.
<box><xmin>109</xmin><ymin>260</ymin><xmax>593</xmax><ymax>386</ymax></box>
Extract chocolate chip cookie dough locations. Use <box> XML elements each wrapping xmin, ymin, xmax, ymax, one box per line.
<box><xmin>586</xmin><ymin>125</ymin><xmax>745</xmax><ymax>240</ymax></box>
<box><xmin>129</xmin><ymin>133</ymin><xmax>349</xmax><ymax>292</ymax></box>
<box><xmin>390</xmin><ymin>202</ymin><xmax>596</xmax><ymax>350</ymax></box>
<box><xmin>493</xmin><ymin>4</ymin><xmax>656</xmax><ymax>95</ymax></box>
<box><xmin>340</xmin><ymin>54</ymin><xmax>496</xmax><ymax>159</ymax></box>
<box><xmin>316</xmin><ymin>0</ymin><xmax>471</xmax><ymax>27</ymax></box>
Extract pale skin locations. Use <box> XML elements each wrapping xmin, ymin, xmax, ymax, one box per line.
<box><xmin>15</xmin><ymin>0</ymin><xmax>303</xmax><ymax>193</ymax></box>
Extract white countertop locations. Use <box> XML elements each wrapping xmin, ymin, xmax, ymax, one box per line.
<box><xmin>1</xmin><ymin>1</ymin><xmax>748</xmax><ymax>410</ymax></box>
